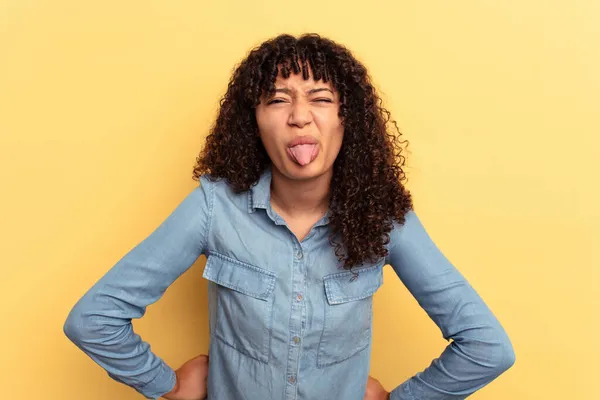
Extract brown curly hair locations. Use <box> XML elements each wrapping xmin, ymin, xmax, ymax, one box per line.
<box><xmin>193</xmin><ymin>33</ymin><xmax>413</xmax><ymax>269</ymax></box>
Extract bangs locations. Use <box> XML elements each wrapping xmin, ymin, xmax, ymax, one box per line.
<box><xmin>277</xmin><ymin>51</ymin><xmax>331</xmax><ymax>83</ymax></box>
<box><xmin>255</xmin><ymin>37</ymin><xmax>335</xmax><ymax>102</ymax></box>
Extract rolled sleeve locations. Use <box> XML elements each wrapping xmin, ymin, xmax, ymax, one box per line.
<box><xmin>386</xmin><ymin>210</ymin><xmax>515</xmax><ymax>399</ymax></box>
<box><xmin>64</xmin><ymin>176</ymin><xmax>214</xmax><ymax>398</ymax></box>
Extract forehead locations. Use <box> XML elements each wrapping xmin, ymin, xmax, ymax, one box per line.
<box><xmin>273</xmin><ymin>73</ymin><xmax>335</xmax><ymax>92</ymax></box>
<box><xmin>273</xmin><ymin>63</ymin><xmax>335</xmax><ymax>90</ymax></box>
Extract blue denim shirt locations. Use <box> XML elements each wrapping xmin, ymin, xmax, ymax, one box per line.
<box><xmin>64</xmin><ymin>168</ymin><xmax>515</xmax><ymax>400</ymax></box>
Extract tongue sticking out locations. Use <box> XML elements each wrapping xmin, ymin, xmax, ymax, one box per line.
<box><xmin>289</xmin><ymin>144</ymin><xmax>317</xmax><ymax>166</ymax></box>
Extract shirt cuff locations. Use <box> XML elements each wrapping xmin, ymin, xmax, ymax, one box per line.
<box><xmin>390</xmin><ymin>381</ymin><xmax>415</xmax><ymax>400</ymax></box>
<box><xmin>135</xmin><ymin>361</ymin><xmax>177</xmax><ymax>399</ymax></box>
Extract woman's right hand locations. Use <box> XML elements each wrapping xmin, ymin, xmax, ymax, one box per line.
<box><xmin>163</xmin><ymin>354</ymin><xmax>209</xmax><ymax>400</ymax></box>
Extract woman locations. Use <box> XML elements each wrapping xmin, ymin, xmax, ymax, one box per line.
<box><xmin>64</xmin><ymin>33</ymin><xmax>515</xmax><ymax>400</ymax></box>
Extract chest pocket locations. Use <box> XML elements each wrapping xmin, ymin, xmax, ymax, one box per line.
<box><xmin>317</xmin><ymin>265</ymin><xmax>383</xmax><ymax>368</ymax></box>
<box><xmin>203</xmin><ymin>252</ymin><xmax>276</xmax><ymax>363</ymax></box>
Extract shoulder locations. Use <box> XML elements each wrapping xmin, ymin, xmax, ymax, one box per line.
<box><xmin>197</xmin><ymin>174</ymin><xmax>237</xmax><ymax>194</ymax></box>
<box><xmin>386</xmin><ymin>209</ymin><xmax>430</xmax><ymax>257</ymax></box>
<box><xmin>196</xmin><ymin>174</ymin><xmax>250</xmax><ymax>207</ymax></box>
<box><xmin>385</xmin><ymin>209</ymin><xmax>452</xmax><ymax>271</ymax></box>
<box><xmin>389</xmin><ymin>209</ymin><xmax>421</xmax><ymax>239</ymax></box>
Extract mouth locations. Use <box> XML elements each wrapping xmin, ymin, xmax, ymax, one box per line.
<box><xmin>287</xmin><ymin>136</ymin><xmax>319</xmax><ymax>166</ymax></box>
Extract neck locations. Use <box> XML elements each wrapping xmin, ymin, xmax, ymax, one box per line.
<box><xmin>270</xmin><ymin>167</ymin><xmax>332</xmax><ymax>218</ymax></box>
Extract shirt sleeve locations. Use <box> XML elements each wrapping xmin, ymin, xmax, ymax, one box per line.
<box><xmin>386</xmin><ymin>210</ymin><xmax>515</xmax><ymax>400</ymax></box>
<box><xmin>63</xmin><ymin>176</ymin><xmax>214</xmax><ymax>399</ymax></box>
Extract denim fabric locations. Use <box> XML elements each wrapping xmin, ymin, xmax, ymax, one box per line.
<box><xmin>64</xmin><ymin>168</ymin><xmax>515</xmax><ymax>399</ymax></box>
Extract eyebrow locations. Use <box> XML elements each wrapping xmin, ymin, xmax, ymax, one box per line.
<box><xmin>274</xmin><ymin>88</ymin><xmax>334</xmax><ymax>95</ymax></box>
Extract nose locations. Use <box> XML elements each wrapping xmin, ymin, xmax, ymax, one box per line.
<box><xmin>287</xmin><ymin>101</ymin><xmax>313</xmax><ymax>128</ymax></box>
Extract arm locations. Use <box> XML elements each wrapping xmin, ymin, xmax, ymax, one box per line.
<box><xmin>63</xmin><ymin>177</ymin><xmax>213</xmax><ymax>399</ymax></box>
<box><xmin>386</xmin><ymin>210</ymin><xmax>515</xmax><ymax>400</ymax></box>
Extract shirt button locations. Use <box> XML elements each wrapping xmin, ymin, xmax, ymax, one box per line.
<box><xmin>296</xmin><ymin>293</ymin><xmax>303</xmax><ymax>301</ymax></box>
<box><xmin>288</xmin><ymin>376</ymin><xmax>296</xmax><ymax>384</ymax></box>
<box><xmin>293</xmin><ymin>336</ymin><xmax>301</xmax><ymax>344</ymax></box>
<box><xmin>295</xmin><ymin>250</ymin><xmax>303</xmax><ymax>259</ymax></box>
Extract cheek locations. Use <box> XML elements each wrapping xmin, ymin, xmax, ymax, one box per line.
<box><xmin>258</xmin><ymin>130</ymin><xmax>277</xmax><ymax>155</ymax></box>
<box><xmin>257</xmin><ymin>109</ymin><xmax>285</xmax><ymax>135</ymax></box>
<box><xmin>331</xmin><ymin>129</ymin><xmax>344</xmax><ymax>158</ymax></box>
<box><xmin>315</xmin><ymin>114</ymin><xmax>344</xmax><ymax>145</ymax></box>
<box><xmin>256</xmin><ymin>111</ymin><xmax>277</xmax><ymax>146</ymax></box>
<box><xmin>331</xmin><ymin>121</ymin><xmax>345</xmax><ymax>158</ymax></box>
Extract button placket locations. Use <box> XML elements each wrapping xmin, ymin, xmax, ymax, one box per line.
<box><xmin>285</xmin><ymin>243</ymin><xmax>306</xmax><ymax>399</ymax></box>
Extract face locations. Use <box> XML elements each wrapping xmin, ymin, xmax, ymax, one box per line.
<box><xmin>255</xmin><ymin>69</ymin><xmax>344</xmax><ymax>181</ymax></box>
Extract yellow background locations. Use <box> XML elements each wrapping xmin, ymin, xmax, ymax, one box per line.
<box><xmin>1</xmin><ymin>0</ymin><xmax>598</xmax><ymax>399</ymax></box>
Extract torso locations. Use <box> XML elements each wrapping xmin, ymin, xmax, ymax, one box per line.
<box><xmin>202</xmin><ymin>173</ymin><xmax>384</xmax><ymax>400</ymax></box>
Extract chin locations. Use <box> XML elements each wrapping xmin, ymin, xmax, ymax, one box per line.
<box><xmin>280</xmin><ymin>161</ymin><xmax>328</xmax><ymax>181</ymax></box>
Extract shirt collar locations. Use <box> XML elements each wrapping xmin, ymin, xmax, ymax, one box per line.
<box><xmin>248</xmin><ymin>167</ymin><xmax>272</xmax><ymax>213</ymax></box>
<box><xmin>247</xmin><ymin>166</ymin><xmax>331</xmax><ymax>226</ymax></box>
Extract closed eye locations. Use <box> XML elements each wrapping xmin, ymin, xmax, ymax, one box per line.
<box><xmin>266</xmin><ymin>98</ymin><xmax>333</xmax><ymax>105</ymax></box>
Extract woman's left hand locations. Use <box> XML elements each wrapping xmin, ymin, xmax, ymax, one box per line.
<box><xmin>364</xmin><ymin>376</ymin><xmax>390</xmax><ymax>400</ymax></box>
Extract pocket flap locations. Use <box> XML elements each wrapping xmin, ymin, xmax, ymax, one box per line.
<box><xmin>203</xmin><ymin>252</ymin><xmax>276</xmax><ymax>300</ymax></box>
<box><xmin>323</xmin><ymin>266</ymin><xmax>383</xmax><ymax>304</ymax></box>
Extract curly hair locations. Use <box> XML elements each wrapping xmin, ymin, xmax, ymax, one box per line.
<box><xmin>193</xmin><ymin>33</ymin><xmax>413</xmax><ymax>269</ymax></box>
